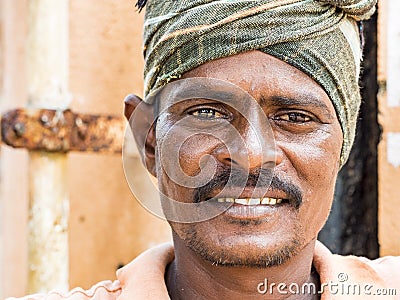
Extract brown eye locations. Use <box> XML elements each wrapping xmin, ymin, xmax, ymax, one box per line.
<box><xmin>278</xmin><ymin>112</ymin><xmax>312</xmax><ymax>123</ymax></box>
<box><xmin>190</xmin><ymin>108</ymin><xmax>225</xmax><ymax>119</ymax></box>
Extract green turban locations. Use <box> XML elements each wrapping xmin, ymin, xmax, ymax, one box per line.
<box><xmin>141</xmin><ymin>0</ymin><xmax>377</xmax><ymax>166</ymax></box>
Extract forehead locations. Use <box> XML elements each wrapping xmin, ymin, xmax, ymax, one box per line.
<box><xmin>170</xmin><ymin>50</ymin><xmax>336</xmax><ymax>114</ymax></box>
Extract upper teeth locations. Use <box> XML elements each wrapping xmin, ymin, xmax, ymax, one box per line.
<box><xmin>217</xmin><ymin>197</ymin><xmax>283</xmax><ymax>205</ymax></box>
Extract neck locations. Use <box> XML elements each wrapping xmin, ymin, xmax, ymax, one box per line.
<box><xmin>166</xmin><ymin>235</ymin><xmax>320</xmax><ymax>300</ymax></box>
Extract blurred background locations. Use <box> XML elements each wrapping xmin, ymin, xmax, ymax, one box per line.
<box><xmin>0</xmin><ymin>0</ymin><xmax>399</xmax><ymax>299</ymax></box>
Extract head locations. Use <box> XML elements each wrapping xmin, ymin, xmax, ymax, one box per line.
<box><xmin>125</xmin><ymin>0</ymin><xmax>376</xmax><ymax>267</ymax></box>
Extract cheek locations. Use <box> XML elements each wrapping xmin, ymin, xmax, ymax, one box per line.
<box><xmin>277</xmin><ymin>127</ymin><xmax>342</xmax><ymax>235</ymax></box>
<box><xmin>156</xmin><ymin>116</ymin><xmax>220</xmax><ymax>178</ymax></box>
<box><xmin>155</xmin><ymin>131</ymin><xmax>220</xmax><ymax>202</ymax></box>
<box><xmin>279</xmin><ymin>126</ymin><xmax>342</xmax><ymax>185</ymax></box>
<box><xmin>177</xmin><ymin>134</ymin><xmax>219</xmax><ymax>177</ymax></box>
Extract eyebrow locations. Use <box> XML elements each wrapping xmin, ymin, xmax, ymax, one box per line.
<box><xmin>261</xmin><ymin>95</ymin><xmax>334</xmax><ymax>119</ymax></box>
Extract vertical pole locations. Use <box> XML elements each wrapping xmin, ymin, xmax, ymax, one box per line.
<box><xmin>26</xmin><ymin>0</ymin><xmax>69</xmax><ymax>293</ymax></box>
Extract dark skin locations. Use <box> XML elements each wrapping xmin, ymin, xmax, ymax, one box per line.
<box><xmin>125</xmin><ymin>50</ymin><xmax>343</xmax><ymax>299</ymax></box>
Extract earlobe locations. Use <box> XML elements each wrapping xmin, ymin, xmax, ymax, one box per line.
<box><xmin>124</xmin><ymin>94</ymin><xmax>157</xmax><ymax>177</ymax></box>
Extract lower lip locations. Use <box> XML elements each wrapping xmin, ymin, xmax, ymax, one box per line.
<box><xmin>219</xmin><ymin>203</ymin><xmax>292</xmax><ymax>220</ymax></box>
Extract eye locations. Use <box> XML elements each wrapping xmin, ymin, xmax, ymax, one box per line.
<box><xmin>276</xmin><ymin>112</ymin><xmax>312</xmax><ymax>123</ymax></box>
<box><xmin>189</xmin><ymin>108</ymin><xmax>226</xmax><ymax>120</ymax></box>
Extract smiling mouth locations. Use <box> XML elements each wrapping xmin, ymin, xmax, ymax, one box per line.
<box><xmin>210</xmin><ymin>196</ymin><xmax>293</xmax><ymax>221</ymax></box>
<box><xmin>216</xmin><ymin>197</ymin><xmax>289</xmax><ymax>205</ymax></box>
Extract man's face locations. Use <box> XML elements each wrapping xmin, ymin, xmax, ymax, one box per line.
<box><xmin>152</xmin><ymin>50</ymin><xmax>342</xmax><ymax>267</ymax></box>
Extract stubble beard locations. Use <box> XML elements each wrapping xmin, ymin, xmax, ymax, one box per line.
<box><xmin>170</xmin><ymin>220</ymin><xmax>305</xmax><ymax>268</ymax></box>
<box><xmin>162</xmin><ymin>166</ymin><xmax>306</xmax><ymax>268</ymax></box>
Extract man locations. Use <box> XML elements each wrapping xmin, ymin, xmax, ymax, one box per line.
<box><xmin>10</xmin><ymin>0</ymin><xmax>400</xmax><ymax>299</ymax></box>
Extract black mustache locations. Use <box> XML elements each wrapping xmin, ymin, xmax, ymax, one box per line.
<box><xmin>193</xmin><ymin>168</ymin><xmax>303</xmax><ymax>209</ymax></box>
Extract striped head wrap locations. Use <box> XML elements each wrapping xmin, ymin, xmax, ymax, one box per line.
<box><xmin>140</xmin><ymin>0</ymin><xmax>377</xmax><ymax>166</ymax></box>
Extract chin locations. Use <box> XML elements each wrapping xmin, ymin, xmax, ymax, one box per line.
<box><xmin>170</xmin><ymin>218</ymin><xmax>306</xmax><ymax>268</ymax></box>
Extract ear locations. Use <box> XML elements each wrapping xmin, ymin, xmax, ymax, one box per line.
<box><xmin>124</xmin><ymin>94</ymin><xmax>157</xmax><ymax>177</ymax></box>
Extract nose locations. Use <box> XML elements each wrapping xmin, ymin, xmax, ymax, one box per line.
<box><xmin>213</xmin><ymin>121</ymin><xmax>281</xmax><ymax>170</ymax></box>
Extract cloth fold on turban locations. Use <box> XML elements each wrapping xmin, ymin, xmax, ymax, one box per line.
<box><xmin>142</xmin><ymin>0</ymin><xmax>377</xmax><ymax>166</ymax></box>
